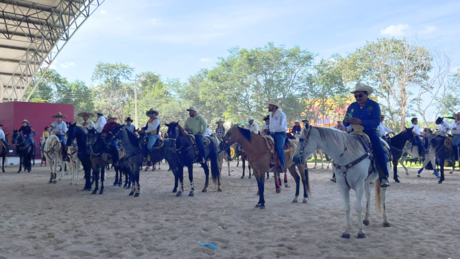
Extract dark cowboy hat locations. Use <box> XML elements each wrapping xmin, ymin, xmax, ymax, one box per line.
<box><xmin>263</xmin><ymin>115</ymin><xmax>270</xmax><ymax>121</ymax></box>
<box><xmin>51</xmin><ymin>112</ymin><xmax>68</xmax><ymax>118</ymax></box>
<box><xmin>0</xmin><ymin>124</ymin><xmax>3</xmax><ymax>127</ymax></box>
<box><xmin>125</xmin><ymin>117</ymin><xmax>133</xmax><ymax>122</ymax></box>
<box><xmin>146</xmin><ymin>108</ymin><xmax>159</xmax><ymax>116</ymax></box>
<box><xmin>435</xmin><ymin>117</ymin><xmax>443</xmax><ymax>125</ymax></box>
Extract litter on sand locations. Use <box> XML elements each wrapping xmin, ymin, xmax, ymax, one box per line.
<box><xmin>199</xmin><ymin>241</ymin><xmax>218</xmax><ymax>250</ymax></box>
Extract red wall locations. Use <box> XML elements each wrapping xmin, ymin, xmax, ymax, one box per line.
<box><xmin>0</xmin><ymin>102</ymin><xmax>74</xmax><ymax>155</ymax></box>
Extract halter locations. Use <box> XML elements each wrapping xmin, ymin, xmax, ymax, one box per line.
<box><xmin>43</xmin><ymin>138</ymin><xmax>61</xmax><ymax>156</ymax></box>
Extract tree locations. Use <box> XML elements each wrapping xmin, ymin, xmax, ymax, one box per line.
<box><xmin>439</xmin><ymin>68</ymin><xmax>460</xmax><ymax>115</ymax></box>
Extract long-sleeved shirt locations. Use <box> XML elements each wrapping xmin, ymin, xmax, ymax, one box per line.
<box><xmin>19</xmin><ymin>125</ymin><xmax>32</xmax><ymax>136</ymax></box>
<box><xmin>0</xmin><ymin>129</ymin><xmax>5</xmax><ymax>141</ymax></box>
<box><xmin>409</xmin><ymin>124</ymin><xmax>422</xmax><ymax>136</ymax></box>
<box><xmin>378</xmin><ymin>122</ymin><xmax>393</xmax><ymax>136</ymax></box>
<box><xmin>248</xmin><ymin>122</ymin><xmax>259</xmax><ymax>134</ymax></box>
<box><xmin>51</xmin><ymin>121</ymin><xmax>67</xmax><ymax>135</ymax></box>
<box><xmin>451</xmin><ymin>120</ymin><xmax>460</xmax><ymax>135</ymax></box>
<box><xmin>204</xmin><ymin>128</ymin><xmax>211</xmax><ymax>137</ymax></box>
<box><xmin>102</xmin><ymin>122</ymin><xmax>119</xmax><ymax>134</ymax></box>
<box><xmin>95</xmin><ymin>116</ymin><xmax>107</xmax><ymax>133</ymax></box>
<box><xmin>437</xmin><ymin>121</ymin><xmax>451</xmax><ymax>133</ymax></box>
<box><xmin>81</xmin><ymin>120</ymin><xmax>95</xmax><ymax>132</ymax></box>
<box><xmin>343</xmin><ymin>99</ymin><xmax>381</xmax><ymax>134</ymax></box>
<box><xmin>334</xmin><ymin>124</ymin><xmax>346</xmax><ymax>131</ymax></box>
<box><xmin>145</xmin><ymin>118</ymin><xmax>160</xmax><ymax>135</ymax></box>
<box><xmin>124</xmin><ymin>124</ymin><xmax>135</xmax><ymax>133</ymax></box>
<box><xmin>269</xmin><ymin>109</ymin><xmax>288</xmax><ymax>133</ymax></box>
<box><xmin>215</xmin><ymin>126</ymin><xmax>226</xmax><ymax>138</ymax></box>
<box><xmin>185</xmin><ymin>115</ymin><xmax>207</xmax><ymax>135</ymax></box>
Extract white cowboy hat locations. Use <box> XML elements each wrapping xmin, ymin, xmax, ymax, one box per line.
<box><xmin>266</xmin><ymin>100</ymin><xmax>281</xmax><ymax>108</ymax></box>
<box><xmin>350</xmin><ymin>82</ymin><xmax>374</xmax><ymax>95</ymax></box>
<box><xmin>77</xmin><ymin>112</ymin><xmax>95</xmax><ymax>118</ymax></box>
<box><xmin>294</xmin><ymin>120</ymin><xmax>300</xmax><ymax>123</ymax></box>
<box><xmin>22</xmin><ymin>119</ymin><xmax>30</xmax><ymax>124</ymax></box>
<box><xmin>247</xmin><ymin>116</ymin><xmax>254</xmax><ymax>122</ymax></box>
<box><xmin>186</xmin><ymin>107</ymin><xmax>197</xmax><ymax>112</ymax></box>
<box><xmin>107</xmin><ymin>114</ymin><xmax>118</xmax><ymax>120</ymax></box>
<box><xmin>51</xmin><ymin>112</ymin><xmax>68</xmax><ymax>118</ymax></box>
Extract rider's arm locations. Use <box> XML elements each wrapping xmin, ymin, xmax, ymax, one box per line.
<box><xmin>199</xmin><ymin>116</ymin><xmax>207</xmax><ymax>135</ymax></box>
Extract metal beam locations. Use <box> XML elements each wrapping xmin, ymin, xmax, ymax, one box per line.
<box><xmin>0</xmin><ymin>57</ymin><xmax>22</xmax><ymax>63</ymax></box>
<box><xmin>0</xmin><ymin>12</ymin><xmax>65</xmax><ymax>30</ymax></box>
<box><xmin>2</xmin><ymin>0</ymin><xmax>56</xmax><ymax>13</ymax></box>
<box><xmin>0</xmin><ymin>72</ymin><xmax>19</xmax><ymax>76</ymax></box>
<box><xmin>0</xmin><ymin>44</ymin><xmax>47</xmax><ymax>53</ymax></box>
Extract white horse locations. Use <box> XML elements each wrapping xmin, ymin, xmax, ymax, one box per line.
<box><xmin>43</xmin><ymin>135</ymin><xmax>63</xmax><ymax>184</ymax></box>
<box><xmin>68</xmin><ymin>139</ymin><xmax>81</xmax><ymax>185</ymax></box>
<box><xmin>293</xmin><ymin>123</ymin><xmax>390</xmax><ymax>239</ymax></box>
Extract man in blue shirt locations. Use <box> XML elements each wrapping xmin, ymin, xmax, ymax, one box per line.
<box><xmin>124</xmin><ymin>117</ymin><xmax>135</xmax><ymax>133</ymax></box>
<box><xmin>50</xmin><ymin>112</ymin><xmax>68</xmax><ymax>161</ymax></box>
<box><xmin>343</xmin><ymin>83</ymin><xmax>390</xmax><ymax>188</ymax></box>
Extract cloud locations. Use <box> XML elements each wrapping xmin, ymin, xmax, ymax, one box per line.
<box><xmin>100</xmin><ymin>10</ymin><xmax>107</xmax><ymax>15</ymax></box>
<box><xmin>380</xmin><ymin>24</ymin><xmax>410</xmax><ymax>37</ymax></box>
<box><xmin>420</xmin><ymin>25</ymin><xmax>436</xmax><ymax>34</ymax></box>
<box><xmin>61</xmin><ymin>62</ymin><xmax>76</xmax><ymax>68</ymax></box>
<box><xmin>199</xmin><ymin>58</ymin><xmax>211</xmax><ymax>62</ymax></box>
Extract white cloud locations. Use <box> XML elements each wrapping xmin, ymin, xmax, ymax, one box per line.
<box><xmin>420</xmin><ymin>25</ymin><xmax>436</xmax><ymax>34</ymax></box>
<box><xmin>380</xmin><ymin>24</ymin><xmax>410</xmax><ymax>37</ymax></box>
<box><xmin>61</xmin><ymin>62</ymin><xmax>76</xmax><ymax>68</ymax></box>
<box><xmin>200</xmin><ymin>58</ymin><xmax>211</xmax><ymax>62</ymax></box>
<box><xmin>100</xmin><ymin>10</ymin><xmax>107</xmax><ymax>15</ymax></box>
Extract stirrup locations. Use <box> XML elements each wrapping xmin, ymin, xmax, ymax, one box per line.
<box><xmin>380</xmin><ymin>178</ymin><xmax>390</xmax><ymax>188</ymax></box>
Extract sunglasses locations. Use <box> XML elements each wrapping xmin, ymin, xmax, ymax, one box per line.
<box><xmin>354</xmin><ymin>94</ymin><xmax>363</xmax><ymax>98</ymax></box>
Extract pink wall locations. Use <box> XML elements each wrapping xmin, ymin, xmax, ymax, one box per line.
<box><xmin>0</xmin><ymin>102</ymin><xmax>74</xmax><ymax>155</ymax></box>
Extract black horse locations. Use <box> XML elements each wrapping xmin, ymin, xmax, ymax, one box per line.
<box><xmin>86</xmin><ymin>128</ymin><xmax>110</xmax><ymax>194</ymax></box>
<box><xmin>386</xmin><ymin>127</ymin><xmax>415</xmax><ymax>183</ymax></box>
<box><xmin>12</xmin><ymin>130</ymin><xmax>34</xmax><ymax>173</ymax></box>
<box><xmin>429</xmin><ymin>135</ymin><xmax>454</xmax><ymax>184</ymax></box>
<box><xmin>166</xmin><ymin>122</ymin><xmax>221</xmax><ymax>197</ymax></box>
<box><xmin>66</xmin><ymin>123</ymin><xmax>93</xmax><ymax>191</ymax></box>
<box><xmin>1</xmin><ymin>137</ymin><xmax>8</xmax><ymax>173</ymax></box>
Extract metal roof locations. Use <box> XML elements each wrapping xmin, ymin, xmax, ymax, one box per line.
<box><xmin>0</xmin><ymin>0</ymin><xmax>104</xmax><ymax>102</ymax></box>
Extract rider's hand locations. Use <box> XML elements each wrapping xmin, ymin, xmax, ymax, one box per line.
<box><xmin>55</xmin><ymin>130</ymin><xmax>61</xmax><ymax>134</ymax></box>
<box><xmin>351</xmin><ymin>118</ymin><xmax>362</xmax><ymax>125</ymax></box>
<box><xmin>343</xmin><ymin>118</ymin><xmax>350</xmax><ymax>123</ymax></box>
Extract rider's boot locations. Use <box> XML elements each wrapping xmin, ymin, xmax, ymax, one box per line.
<box><xmin>380</xmin><ymin>177</ymin><xmax>390</xmax><ymax>188</ymax></box>
<box><xmin>62</xmin><ymin>147</ymin><xmax>69</xmax><ymax>162</ymax></box>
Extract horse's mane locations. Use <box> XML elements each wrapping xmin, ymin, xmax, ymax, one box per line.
<box><xmin>124</xmin><ymin>127</ymin><xmax>139</xmax><ymax>146</ymax></box>
<box><xmin>237</xmin><ymin>126</ymin><xmax>252</xmax><ymax>142</ymax></box>
<box><xmin>314</xmin><ymin>126</ymin><xmax>364</xmax><ymax>155</ymax></box>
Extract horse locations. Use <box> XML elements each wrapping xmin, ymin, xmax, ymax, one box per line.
<box><xmin>308</xmin><ymin>150</ymin><xmax>331</xmax><ymax>170</ymax></box>
<box><xmin>293</xmin><ymin>123</ymin><xmax>390</xmax><ymax>238</ymax></box>
<box><xmin>166</xmin><ymin>122</ymin><xmax>220</xmax><ymax>197</ymax></box>
<box><xmin>234</xmin><ymin>143</ymin><xmax>252</xmax><ymax>178</ymax></box>
<box><xmin>12</xmin><ymin>130</ymin><xmax>34</xmax><ymax>173</ymax></box>
<box><xmin>67</xmin><ymin>139</ymin><xmax>81</xmax><ymax>185</ymax></box>
<box><xmin>429</xmin><ymin>135</ymin><xmax>455</xmax><ymax>184</ymax></box>
<box><xmin>66</xmin><ymin>123</ymin><xmax>93</xmax><ymax>191</ymax></box>
<box><xmin>39</xmin><ymin>137</ymin><xmax>47</xmax><ymax>166</ymax></box>
<box><xmin>0</xmin><ymin>138</ymin><xmax>7</xmax><ymax>172</ymax></box>
<box><xmin>43</xmin><ymin>135</ymin><xmax>64</xmax><ymax>184</ymax></box>
<box><xmin>385</xmin><ymin>128</ymin><xmax>416</xmax><ymax>183</ymax></box>
<box><xmin>223</xmin><ymin>126</ymin><xmax>309</xmax><ymax>207</ymax></box>
<box><xmin>86</xmin><ymin>128</ymin><xmax>112</xmax><ymax>194</ymax></box>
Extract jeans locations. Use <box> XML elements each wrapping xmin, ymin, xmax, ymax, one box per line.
<box><xmin>453</xmin><ymin>135</ymin><xmax>460</xmax><ymax>160</ymax></box>
<box><xmin>195</xmin><ymin>134</ymin><xmax>206</xmax><ymax>160</ymax></box>
<box><xmin>27</xmin><ymin>135</ymin><xmax>35</xmax><ymax>146</ymax></box>
<box><xmin>1</xmin><ymin>139</ymin><xmax>8</xmax><ymax>151</ymax></box>
<box><xmin>147</xmin><ymin>134</ymin><xmax>160</xmax><ymax>150</ymax></box>
<box><xmin>366</xmin><ymin>130</ymin><xmax>389</xmax><ymax>178</ymax></box>
<box><xmin>271</xmin><ymin>132</ymin><xmax>287</xmax><ymax>168</ymax></box>
<box><xmin>56</xmin><ymin>134</ymin><xmax>66</xmax><ymax>146</ymax></box>
<box><xmin>414</xmin><ymin>137</ymin><xmax>425</xmax><ymax>156</ymax></box>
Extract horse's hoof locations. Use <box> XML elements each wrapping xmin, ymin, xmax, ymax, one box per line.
<box><xmin>118</xmin><ymin>183</ymin><xmax>122</xmax><ymax>187</ymax></box>
<box><xmin>276</xmin><ymin>188</ymin><xmax>281</xmax><ymax>194</ymax></box>
<box><xmin>129</xmin><ymin>192</ymin><xmax>134</xmax><ymax>196</ymax></box>
<box><xmin>113</xmin><ymin>183</ymin><xmax>117</xmax><ymax>186</ymax></box>
<box><xmin>292</xmin><ymin>199</ymin><xmax>298</xmax><ymax>203</ymax></box>
<box><xmin>255</xmin><ymin>204</ymin><xmax>261</xmax><ymax>208</ymax></box>
<box><xmin>383</xmin><ymin>222</ymin><xmax>391</xmax><ymax>227</ymax></box>
<box><xmin>450</xmin><ymin>172</ymin><xmax>453</xmax><ymax>174</ymax></box>
<box><xmin>99</xmin><ymin>190</ymin><xmax>103</xmax><ymax>195</ymax></box>
<box><xmin>417</xmin><ymin>174</ymin><xmax>421</xmax><ymax>178</ymax></box>
<box><xmin>341</xmin><ymin>233</ymin><xmax>351</xmax><ymax>239</ymax></box>
<box><xmin>53</xmin><ymin>181</ymin><xmax>57</xmax><ymax>184</ymax></box>
<box><xmin>189</xmin><ymin>192</ymin><xmax>194</xmax><ymax>197</ymax></box>
<box><xmin>241</xmin><ymin>176</ymin><xmax>244</xmax><ymax>179</ymax></box>
<box><xmin>69</xmin><ymin>183</ymin><xmax>72</xmax><ymax>185</ymax></box>
<box><xmin>330</xmin><ymin>178</ymin><xmax>336</xmax><ymax>183</ymax></box>
<box><xmin>438</xmin><ymin>180</ymin><xmax>443</xmax><ymax>184</ymax></box>
<box><xmin>92</xmin><ymin>190</ymin><xmax>97</xmax><ymax>195</ymax></box>
<box><xmin>394</xmin><ymin>179</ymin><xmax>400</xmax><ymax>183</ymax></box>
<box><xmin>302</xmin><ymin>199</ymin><xmax>308</xmax><ymax>204</ymax></box>
<box><xmin>357</xmin><ymin>233</ymin><xmax>366</xmax><ymax>239</ymax></box>
<box><xmin>134</xmin><ymin>193</ymin><xmax>140</xmax><ymax>197</ymax></box>
<box><xmin>202</xmin><ymin>189</ymin><xmax>207</xmax><ymax>193</ymax></box>
<box><xmin>249</xmin><ymin>175</ymin><xmax>251</xmax><ymax>179</ymax></box>
<box><xmin>217</xmin><ymin>188</ymin><xmax>223</xmax><ymax>192</ymax></box>
<box><xmin>172</xmin><ymin>189</ymin><xmax>177</xmax><ymax>193</ymax></box>
<box><xmin>284</xmin><ymin>184</ymin><xmax>290</xmax><ymax>188</ymax></box>
<box><xmin>176</xmin><ymin>192</ymin><xmax>182</xmax><ymax>197</ymax></box>
<box><xmin>259</xmin><ymin>205</ymin><xmax>265</xmax><ymax>209</ymax></box>
<box><xmin>363</xmin><ymin>220</ymin><xmax>369</xmax><ymax>226</ymax></box>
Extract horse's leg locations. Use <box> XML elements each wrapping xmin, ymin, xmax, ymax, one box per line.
<box><xmin>227</xmin><ymin>158</ymin><xmax>230</xmax><ymax>176</ymax></box>
<box><xmin>363</xmin><ymin>181</ymin><xmax>371</xmax><ymax>226</ymax></box>
<box><xmin>202</xmin><ymin>163</ymin><xmax>209</xmax><ymax>192</ymax></box>
<box><xmin>48</xmin><ymin>158</ymin><xmax>53</xmax><ymax>184</ymax></box>
<box><xmin>2</xmin><ymin>155</ymin><xmax>5</xmax><ymax>173</ymax></box>
<box><xmin>289</xmin><ymin>166</ymin><xmax>300</xmax><ymax>203</ymax></box>
<box><xmin>320</xmin><ymin>151</ymin><xmax>324</xmax><ymax>169</ymax></box>
<box><xmin>392</xmin><ymin>157</ymin><xmax>400</xmax><ymax>183</ymax></box>
<box><xmin>337</xmin><ymin>179</ymin><xmax>351</xmax><ymax>239</ymax></box>
<box><xmin>284</xmin><ymin>169</ymin><xmax>289</xmax><ymax>188</ymax></box>
<box><xmin>356</xmin><ymin>181</ymin><xmax>366</xmax><ymax>238</ymax></box>
<box><xmin>241</xmin><ymin>156</ymin><xmax>245</xmax><ymax>179</ymax></box>
<box><xmin>399</xmin><ymin>154</ymin><xmax>409</xmax><ymax>176</ymax></box>
<box><xmin>172</xmin><ymin>170</ymin><xmax>178</xmax><ymax>193</ymax></box>
<box><xmin>114</xmin><ymin>166</ymin><xmax>119</xmax><ymax>186</ymax></box>
<box><xmin>59</xmin><ymin>158</ymin><xmax>64</xmax><ymax>181</ymax></box>
<box><xmin>188</xmin><ymin>165</ymin><xmax>195</xmax><ymax>196</ymax></box>
<box><xmin>100</xmin><ymin>167</ymin><xmax>105</xmax><ymax>194</ymax></box>
<box><xmin>92</xmin><ymin>166</ymin><xmax>99</xmax><ymax>194</ymax></box>
<box><xmin>176</xmin><ymin>166</ymin><xmax>184</xmax><ymax>197</ymax></box>
<box><xmin>274</xmin><ymin>170</ymin><xmax>281</xmax><ymax>193</ymax></box>
<box><xmin>249</xmin><ymin>165</ymin><xmax>252</xmax><ymax>179</ymax></box>
<box><xmin>438</xmin><ymin>158</ymin><xmax>445</xmax><ymax>184</ymax></box>
<box><xmin>217</xmin><ymin>168</ymin><xmax>222</xmax><ymax>192</ymax></box>
<box><xmin>17</xmin><ymin>154</ymin><xmax>22</xmax><ymax>173</ymax></box>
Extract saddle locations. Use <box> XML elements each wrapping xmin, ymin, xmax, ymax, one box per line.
<box><xmin>152</xmin><ymin>138</ymin><xmax>164</xmax><ymax>150</ymax></box>
<box><xmin>187</xmin><ymin>134</ymin><xmax>211</xmax><ymax>157</ymax></box>
<box><xmin>444</xmin><ymin>136</ymin><xmax>453</xmax><ymax>151</ymax></box>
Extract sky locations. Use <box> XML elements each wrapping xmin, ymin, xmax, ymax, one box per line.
<box><xmin>52</xmin><ymin>0</ymin><xmax>460</xmax><ymax>85</ymax></box>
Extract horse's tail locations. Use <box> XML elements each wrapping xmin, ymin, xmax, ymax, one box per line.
<box><xmin>375</xmin><ymin>179</ymin><xmax>382</xmax><ymax>214</ymax></box>
<box><xmin>208</xmin><ymin>137</ymin><xmax>220</xmax><ymax>183</ymax></box>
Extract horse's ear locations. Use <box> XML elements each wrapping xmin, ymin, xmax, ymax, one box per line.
<box><xmin>176</xmin><ymin>121</ymin><xmax>179</xmax><ymax>125</ymax></box>
<box><xmin>73</xmin><ymin>122</ymin><xmax>77</xmax><ymax>126</ymax></box>
<box><xmin>165</xmin><ymin>123</ymin><xmax>170</xmax><ymax>127</ymax></box>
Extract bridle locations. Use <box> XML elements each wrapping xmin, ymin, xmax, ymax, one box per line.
<box><xmin>43</xmin><ymin>137</ymin><xmax>61</xmax><ymax>156</ymax></box>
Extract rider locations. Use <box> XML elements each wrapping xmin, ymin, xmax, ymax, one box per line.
<box><xmin>451</xmin><ymin>112</ymin><xmax>460</xmax><ymax>161</ymax></box>
<box><xmin>343</xmin><ymin>83</ymin><xmax>390</xmax><ymax>188</ymax></box>
<box><xmin>124</xmin><ymin>117</ymin><xmax>135</xmax><ymax>133</ymax></box>
<box><xmin>247</xmin><ymin>116</ymin><xmax>259</xmax><ymax>134</ymax></box>
<box><xmin>102</xmin><ymin>115</ymin><xmax>120</xmax><ymax>166</ymax></box>
<box><xmin>215</xmin><ymin>119</ymin><xmax>232</xmax><ymax>160</ymax></box>
<box><xmin>94</xmin><ymin>111</ymin><xmax>107</xmax><ymax>134</ymax></box>
<box><xmin>334</xmin><ymin>120</ymin><xmax>347</xmax><ymax>133</ymax></box>
<box><xmin>268</xmin><ymin>101</ymin><xmax>288</xmax><ymax>171</ymax></box>
<box><xmin>204</xmin><ymin>125</ymin><xmax>212</xmax><ymax>137</ymax></box>
<box><xmin>78</xmin><ymin>112</ymin><xmax>95</xmax><ymax>133</ymax></box>
<box><xmin>378</xmin><ymin>115</ymin><xmax>393</xmax><ymax>137</ymax></box>
<box><xmin>50</xmin><ymin>112</ymin><xmax>68</xmax><ymax>161</ymax></box>
<box><xmin>144</xmin><ymin>109</ymin><xmax>161</xmax><ymax>154</ymax></box>
<box><xmin>0</xmin><ymin>124</ymin><xmax>9</xmax><ymax>152</ymax></box>
<box><xmin>292</xmin><ymin>120</ymin><xmax>302</xmax><ymax>140</ymax></box>
<box><xmin>185</xmin><ymin>107</ymin><xmax>207</xmax><ymax>163</ymax></box>
<box><xmin>18</xmin><ymin>120</ymin><xmax>35</xmax><ymax>147</ymax></box>
<box><xmin>408</xmin><ymin>118</ymin><xmax>425</xmax><ymax>157</ymax></box>
<box><xmin>262</xmin><ymin>116</ymin><xmax>270</xmax><ymax>136</ymax></box>
<box><xmin>435</xmin><ymin>117</ymin><xmax>451</xmax><ymax>136</ymax></box>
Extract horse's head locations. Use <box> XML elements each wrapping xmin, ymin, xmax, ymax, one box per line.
<box><xmin>293</xmin><ymin>121</ymin><xmax>318</xmax><ymax>165</ymax></box>
<box><xmin>110</xmin><ymin>125</ymin><xmax>125</xmax><ymax>142</ymax></box>
<box><xmin>223</xmin><ymin>126</ymin><xmax>245</xmax><ymax>148</ymax></box>
<box><xmin>66</xmin><ymin>122</ymin><xmax>78</xmax><ymax>145</ymax></box>
<box><xmin>12</xmin><ymin>130</ymin><xmax>21</xmax><ymax>145</ymax></box>
<box><xmin>86</xmin><ymin>128</ymin><xmax>98</xmax><ymax>145</ymax></box>
<box><xmin>165</xmin><ymin>121</ymin><xmax>180</xmax><ymax>139</ymax></box>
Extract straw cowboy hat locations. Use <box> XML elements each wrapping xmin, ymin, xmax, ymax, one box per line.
<box><xmin>216</xmin><ymin>119</ymin><xmax>224</xmax><ymax>124</ymax></box>
<box><xmin>77</xmin><ymin>111</ymin><xmax>95</xmax><ymax>118</ymax></box>
<box><xmin>51</xmin><ymin>112</ymin><xmax>67</xmax><ymax>118</ymax></box>
<box><xmin>247</xmin><ymin>116</ymin><xmax>254</xmax><ymax>122</ymax></box>
<box><xmin>146</xmin><ymin>108</ymin><xmax>159</xmax><ymax>116</ymax></box>
<box><xmin>22</xmin><ymin>119</ymin><xmax>30</xmax><ymax>125</ymax></box>
<box><xmin>125</xmin><ymin>117</ymin><xmax>133</xmax><ymax>122</ymax></box>
<box><xmin>350</xmin><ymin>82</ymin><xmax>374</xmax><ymax>95</ymax></box>
<box><xmin>107</xmin><ymin>114</ymin><xmax>118</xmax><ymax>120</ymax></box>
<box><xmin>294</xmin><ymin>120</ymin><xmax>300</xmax><ymax>123</ymax></box>
<box><xmin>266</xmin><ymin>100</ymin><xmax>281</xmax><ymax>108</ymax></box>
<box><xmin>186</xmin><ymin>106</ymin><xmax>197</xmax><ymax>112</ymax></box>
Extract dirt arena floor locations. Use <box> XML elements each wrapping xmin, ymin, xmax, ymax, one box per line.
<box><xmin>0</xmin><ymin>161</ymin><xmax>459</xmax><ymax>259</ymax></box>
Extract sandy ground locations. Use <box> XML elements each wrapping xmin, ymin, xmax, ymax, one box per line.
<box><xmin>0</xmin><ymin>161</ymin><xmax>459</xmax><ymax>259</ymax></box>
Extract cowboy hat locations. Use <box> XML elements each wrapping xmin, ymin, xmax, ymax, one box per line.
<box><xmin>93</xmin><ymin>110</ymin><xmax>104</xmax><ymax>115</ymax></box>
<box><xmin>0</xmin><ymin>124</ymin><xmax>3</xmax><ymax>127</ymax></box>
<box><xmin>51</xmin><ymin>112</ymin><xmax>67</xmax><ymax>118</ymax></box>
<box><xmin>22</xmin><ymin>119</ymin><xmax>30</xmax><ymax>124</ymax></box>
<box><xmin>350</xmin><ymin>82</ymin><xmax>374</xmax><ymax>95</ymax></box>
<box><xmin>435</xmin><ymin>117</ymin><xmax>443</xmax><ymax>125</ymax></box>
<box><xmin>266</xmin><ymin>100</ymin><xmax>281</xmax><ymax>108</ymax></box>
<box><xmin>146</xmin><ymin>108</ymin><xmax>159</xmax><ymax>116</ymax></box>
<box><xmin>294</xmin><ymin>120</ymin><xmax>300</xmax><ymax>123</ymax></box>
<box><xmin>77</xmin><ymin>112</ymin><xmax>95</xmax><ymax>118</ymax></box>
<box><xmin>186</xmin><ymin>107</ymin><xmax>197</xmax><ymax>112</ymax></box>
<box><xmin>107</xmin><ymin>114</ymin><xmax>118</xmax><ymax>120</ymax></box>
<box><xmin>125</xmin><ymin>117</ymin><xmax>133</xmax><ymax>122</ymax></box>
<box><xmin>247</xmin><ymin>116</ymin><xmax>254</xmax><ymax>122</ymax></box>
<box><xmin>216</xmin><ymin>119</ymin><xmax>224</xmax><ymax>124</ymax></box>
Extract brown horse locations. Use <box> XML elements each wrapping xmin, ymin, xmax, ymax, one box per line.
<box><xmin>223</xmin><ymin>126</ymin><xmax>310</xmax><ymax>208</ymax></box>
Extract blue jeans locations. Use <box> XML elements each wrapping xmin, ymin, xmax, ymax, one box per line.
<box><xmin>147</xmin><ymin>134</ymin><xmax>160</xmax><ymax>150</ymax></box>
<box><xmin>272</xmin><ymin>132</ymin><xmax>287</xmax><ymax>168</ymax></box>
<box><xmin>366</xmin><ymin>130</ymin><xmax>389</xmax><ymax>178</ymax></box>
<box><xmin>56</xmin><ymin>134</ymin><xmax>66</xmax><ymax>146</ymax></box>
<box><xmin>195</xmin><ymin>134</ymin><xmax>206</xmax><ymax>160</ymax></box>
<box><xmin>453</xmin><ymin>135</ymin><xmax>460</xmax><ymax>160</ymax></box>
<box><xmin>27</xmin><ymin>135</ymin><xmax>35</xmax><ymax>146</ymax></box>
<box><xmin>1</xmin><ymin>139</ymin><xmax>8</xmax><ymax>150</ymax></box>
<box><xmin>414</xmin><ymin>137</ymin><xmax>424</xmax><ymax>156</ymax></box>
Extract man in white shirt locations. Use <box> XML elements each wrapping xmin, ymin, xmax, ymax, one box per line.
<box><xmin>0</xmin><ymin>124</ymin><xmax>9</xmax><ymax>152</ymax></box>
<box><xmin>268</xmin><ymin>101</ymin><xmax>288</xmax><ymax>169</ymax></box>
<box><xmin>144</xmin><ymin>109</ymin><xmax>161</xmax><ymax>151</ymax></box>
<box><xmin>78</xmin><ymin>112</ymin><xmax>95</xmax><ymax>133</ymax></box>
<box><xmin>451</xmin><ymin>112</ymin><xmax>460</xmax><ymax>161</ymax></box>
<box><xmin>204</xmin><ymin>125</ymin><xmax>212</xmax><ymax>137</ymax></box>
<box><xmin>94</xmin><ymin>111</ymin><xmax>107</xmax><ymax>133</ymax></box>
<box><xmin>247</xmin><ymin>116</ymin><xmax>259</xmax><ymax>134</ymax></box>
<box><xmin>378</xmin><ymin>115</ymin><xmax>393</xmax><ymax>137</ymax></box>
<box><xmin>408</xmin><ymin>117</ymin><xmax>424</xmax><ymax>157</ymax></box>
<box><xmin>50</xmin><ymin>112</ymin><xmax>69</xmax><ymax>161</ymax></box>
<box><xmin>435</xmin><ymin>117</ymin><xmax>451</xmax><ymax>136</ymax></box>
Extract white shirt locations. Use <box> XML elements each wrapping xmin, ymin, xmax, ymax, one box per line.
<box><xmin>248</xmin><ymin>121</ymin><xmax>259</xmax><ymax>134</ymax></box>
<box><xmin>451</xmin><ymin>120</ymin><xmax>460</xmax><ymax>135</ymax></box>
<box><xmin>95</xmin><ymin>116</ymin><xmax>107</xmax><ymax>133</ymax></box>
<box><xmin>50</xmin><ymin>121</ymin><xmax>67</xmax><ymax>135</ymax></box>
<box><xmin>145</xmin><ymin>118</ymin><xmax>160</xmax><ymax>134</ymax></box>
<box><xmin>437</xmin><ymin>121</ymin><xmax>451</xmax><ymax>133</ymax></box>
<box><xmin>204</xmin><ymin>128</ymin><xmax>211</xmax><ymax>137</ymax></box>
<box><xmin>0</xmin><ymin>129</ymin><xmax>5</xmax><ymax>141</ymax></box>
<box><xmin>378</xmin><ymin>122</ymin><xmax>393</xmax><ymax>136</ymax></box>
<box><xmin>269</xmin><ymin>109</ymin><xmax>288</xmax><ymax>133</ymax></box>
<box><xmin>81</xmin><ymin>119</ymin><xmax>95</xmax><ymax>132</ymax></box>
<box><xmin>409</xmin><ymin>124</ymin><xmax>421</xmax><ymax>136</ymax></box>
